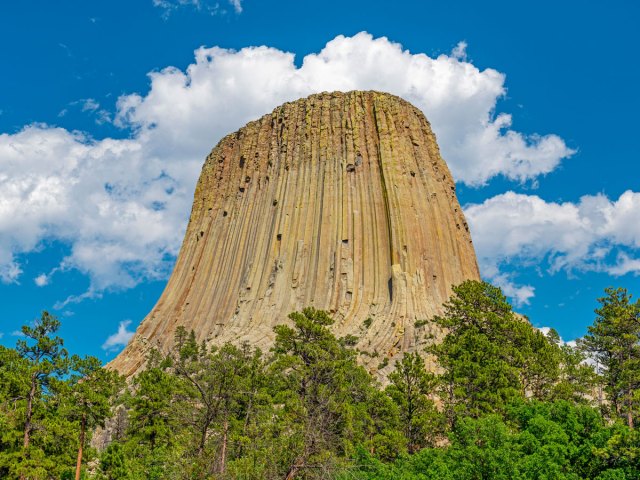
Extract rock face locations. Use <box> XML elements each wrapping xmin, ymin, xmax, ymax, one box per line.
<box><xmin>111</xmin><ymin>91</ymin><xmax>480</xmax><ymax>376</ymax></box>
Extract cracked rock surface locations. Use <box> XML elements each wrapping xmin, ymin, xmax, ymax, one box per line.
<box><xmin>110</xmin><ymin>91</ymin><xmax>480</xmax><ymax>377</ymax></box>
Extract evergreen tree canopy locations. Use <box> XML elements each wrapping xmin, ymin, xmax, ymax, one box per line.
<box><xmin>2</xmin><ymin>286</ymin><xmax>639</xmax><ymax>479</ymax></box>
<box><xmin>580</xmin><ymin>287</ymin><xmax>640</xmax><ymax>428</ymax></box>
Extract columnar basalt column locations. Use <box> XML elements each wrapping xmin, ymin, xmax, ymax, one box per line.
<box><xmin>111</xmin><ymin>91</ymin><xmax>480</xmax><ymax>376</ymax></box>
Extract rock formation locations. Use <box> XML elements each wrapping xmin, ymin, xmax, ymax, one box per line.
<box><xmin>110</xmin><ymin>91</ymin><xmax>480</xmax><ymax>376</ymax></box>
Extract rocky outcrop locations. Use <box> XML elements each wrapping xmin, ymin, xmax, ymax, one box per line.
<box><xmin>110</xmin><ymin>91</ymin><xmax>480</xmax><ymax>376</ymax></box>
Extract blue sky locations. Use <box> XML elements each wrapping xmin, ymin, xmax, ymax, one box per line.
<box><xmin>1</xmin><ymin>0</ymin><xmax>639</xmax><ymax>361</ymax></box>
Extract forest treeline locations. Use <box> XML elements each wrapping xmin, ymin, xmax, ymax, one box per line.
<box><xmin>1</xmin><ymin>281</ymin><xmax>639</xmax><ymax>479</ymax></box>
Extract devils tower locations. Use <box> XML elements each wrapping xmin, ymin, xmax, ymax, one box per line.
<box><xmin>111</xmin><ymin>91</ymin><xmax>480</xmax><ymax>376</ymax></box>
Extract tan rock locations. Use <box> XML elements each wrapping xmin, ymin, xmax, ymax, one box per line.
<box><xmin>110</xmin><ymin>91</ymin><xmax>480</xmax><ymax>376</ymax></box>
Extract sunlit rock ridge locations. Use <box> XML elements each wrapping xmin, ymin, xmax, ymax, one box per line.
<box><xmin>111</xmin><ymin>91</ymin><xmax>480</xmax><ymax>376</ymax></box>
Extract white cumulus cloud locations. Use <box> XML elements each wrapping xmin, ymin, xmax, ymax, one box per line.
<box><xmin>465</xmin><ymin>190</ymin><xmax>640</xmax><ymax>304</ymax></box>
<box><xmin>491</xmin><ymin>272</ymin><xmax>536</xmax><ymax>307</ymax></box>
<box><xmin>114</xmin><ymin>33</ymin><xmax>573</xmax><ymax>186</ymax></box>
<box><xmin>102</xmin><ymin>320</ymin><xmax>135</xmax><ymax>351</ymax></box>
<box><xmin>0</xmin><ymin>125</ymin><xmax>187</xmax><ymax>293</ymax></box>
<box><xmin>0</xmin><ymin>32</ymin><xmax>574</xmax><ymax>301</ymax></box>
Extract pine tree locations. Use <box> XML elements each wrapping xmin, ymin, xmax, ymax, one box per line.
<box><xmin>580</xmin><ymin>287</ymin><xmax>640</xmax><ymax>428</ymax></box>
<box><xmin>385</xmin><ymin>352</ymin><xmax>442</xmax><ymax>452</ymax></box>
<box><xmin>272</xmin><ymin>308</ymin><xmax>379</xmax><ymax>479</ymax></box>
<box><xmin>431</xmin><ymin>281</ymin><xmax>523</xmax><ymax>424</ymax></box>
<box><xmin>124</xmin><ymin>348</ymin><xmax>179</xmax><ymax>478</ymax></box>
<box><xmin>16</xmin><ymin>312</ymin><xmax>68</xmax><ymax>449</ymax></box>
<box><xmin>513</xmin><ymin>322</ymin><xmax>561</xmax><ymax>400</ymax></box>
<box><xmin>171</xmin><ymin>330</ymin><xmax>265</xmax><ymax>476</ymax></box>
<box><xmin>431</xmin><ymin>281</ymin><xmax>563</xmax><ymax>425</ymax></box>
<box><xmin>0</xmin><ymin>346</ymin><xmax>30</xmax><ymax>478</ymax></box>
<box><xmin>99</xmin><ymin>442</ymin><xmax>129</xmax><ymax>480</ymax></box>
<box><xmin>14</xmin><ymin>311</ymin><xmax>69</xmax><ymax>479</ymax></box>
<box><xmin>543</xmin><ymin>329</ymin><xmax>598</xmax><ymax>404</ymax></box>
<box><xmin>65</xmin><ymin>355</ymin><xmax>123</xmax><ymax>480</ymax></box>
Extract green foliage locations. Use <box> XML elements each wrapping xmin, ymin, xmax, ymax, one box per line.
<box><xmin>121</xmin><ymin>349</ymin><xmax>179</xmax><ymax>477</ymax></box>
<box><xmin>270</xmin><ymin>307</ymin><xmax>401</xmax><ymax>477</ymax></box>
<box><xmin>549</xmin><ymin>332</ymin><xmax>599</xmax><ymax>404</ymax></box>
<box><xmin>431</xmin><ymin>281</ymin><xmax>562</xmax><ymax>423</ymax></box>
<box><xmin>65</xmin><ymin>355</ymin><xmax>124</xmax><ymax>478</ymax></box>
<box><xmin>0</xmin><ymin>345</ymin><xmax>29</xmax><ymax>455</ymax></box>
<box><xmin>171</xmin><ymin>334</ymin><xmax>270</xmax><ymax>477</ymax></box>
<box><xmin>0</xmin><ymin>311</ymin><xmax>76</xmax><ymax>479</ymax></box>
<box><xmin>347</xmin><ymin>400</ymin><xmax>637</xmax><ymax>480</ymax></box>
<box><xmin>377</xmin><ymin>357</ymin><xmax>389</xmax><ymax>370</ymax></box>
<box><xmin>0</xmin><ymin>312</ymin><xmax>124</xmax><ymax>479</ymax></box>
<box><xmin>594</xmin><ymin>424</ymin><xmax>640</xmax><ymax>479</ymax></box>
<box><xmin>67</xmin><ymin>355</ymin><xmax>123</xmax><ymax>429</ymax></box>
<box><xmin>99</xmin><ymin>443</ymin><xmax>129</xmax><ymax>480</ymax></box>
<box><xmin>386</xmin><ymin>353</ymin><xmax>442</xmax><ymax>452</ymax></box>
<box><xmin>414</xmin><ymin>319</ymin><xmax>429</xmax><ymax>329</ymax></box>
<box><xmin>3</xmin><ymin>285</ymin><xmax>640</xmax><ymax>480</ymax></box>
<box><xmin>580</xmin><ymin>287</ymin><xmax>640</xmax><ymax>427</ymax></box>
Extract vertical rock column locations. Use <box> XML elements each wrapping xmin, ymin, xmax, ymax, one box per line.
<box><xmin>111</xmin><ymin>91</ymin><xmax>480</xmax><ymax>376</ymax></box>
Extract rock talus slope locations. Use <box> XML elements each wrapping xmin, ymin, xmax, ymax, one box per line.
<box><xmin>111</xmin><ymin>91</ymin><xmax>480</xmax><ymax>376</ymax></box>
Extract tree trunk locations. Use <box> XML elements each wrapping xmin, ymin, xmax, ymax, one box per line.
<box><xmin>20</xmin><ymin>374</ymin><xmax>37</xmax><ymax>480</ymax></box>
<box><xmin>627</xmin><ymin>391</ymin><xmax>634</xmax><ymax>429</ymax></box>
<box><xmin>219</xmin><ymin>418</ymin><xmax>228</xmax><ymax>474</ymax></box>
<box><xmin>198</xmin><ymin>418</ymin><xmax>210</xmax><ymax>456</ymax></box>
<box><xmin>75</xmin><ymin>412</ymin><xmax>87</xmax><ymax>480</ymax></box>
<box><xmin>285</xmin><ymin>457</ymin><xmax>304</xmax><ymax>480</ymax></box>
<box><xmin>447</xmin><ymin>379</ymin><xmax>455</xmax><ymax>428</ymax></box>
<box><xmin>23</xmin><ymin>374</ymin><xmax>37</xmax><ymax>449</ymax></box>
